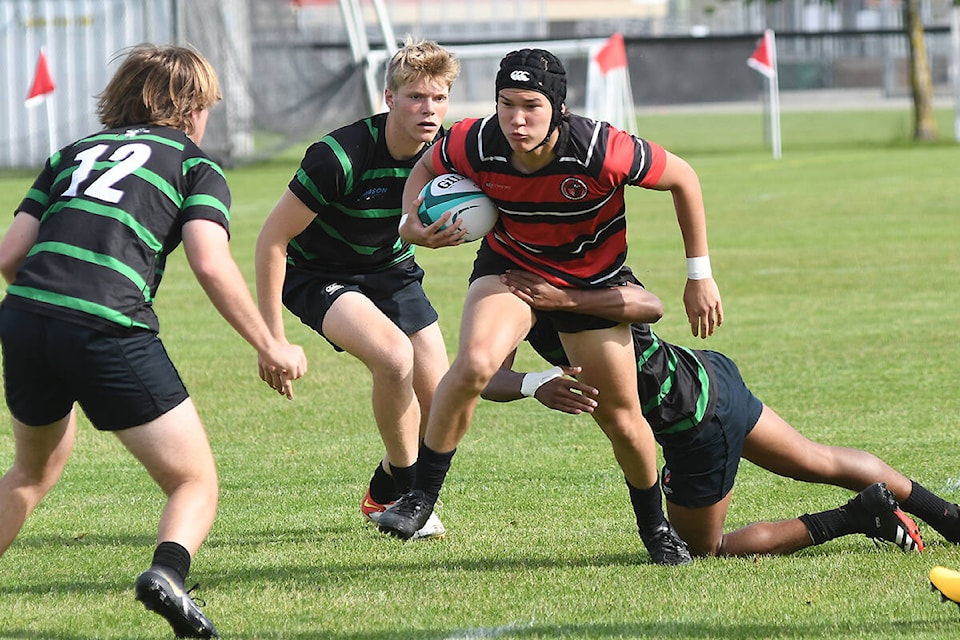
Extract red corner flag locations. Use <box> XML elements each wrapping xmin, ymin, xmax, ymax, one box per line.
<box><xmin>594</xmin><ymin>32</ymin><xmax>627</xmax><ymax>74</ymax></box>
<box><xmin>26</xmin><ymin>48</ymin><xmax>56</xmax><ymax>106</ymax></box>
<box><xmin>746</xmin><ymin>29</ymin><xmax>781</xmax><ymax>160</ymax></box>
<box><xmin>747</xmin><ymin>30</ymin><xmax>777</xmax><ymax>79</ymax></box>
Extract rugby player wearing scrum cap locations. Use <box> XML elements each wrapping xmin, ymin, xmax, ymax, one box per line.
<box><xmin>389</xmin><ymin>48</ymin><xmax>722</xmax><ymax>566</ymax></box>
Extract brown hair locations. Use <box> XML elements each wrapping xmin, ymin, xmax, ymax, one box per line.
<box><xmin>385</xmin><ymin>37</ymin><xmax>460</xmax><ymax>92</ymax></box>
<box><xmin>96</xmin><ymin>44</ymin><xmax>221</xmax><ymax>135</ymax></box>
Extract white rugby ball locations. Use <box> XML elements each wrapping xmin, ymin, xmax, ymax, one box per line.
<box><xmin>417</xmin><ymin>173</ymin><xmax>498</xmax><ymax>242</ymax></box>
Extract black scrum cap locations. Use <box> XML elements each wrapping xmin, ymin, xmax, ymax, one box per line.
<box><xmin>495</xmin><ymin>48</ymin><xmax>567</xmax><ymax>128</ymax></box>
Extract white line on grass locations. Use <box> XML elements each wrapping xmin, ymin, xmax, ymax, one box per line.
<box><xmin>444</xmin><ymin>620</ymin><xmax>536</xmax><ymax>639</ymax></box>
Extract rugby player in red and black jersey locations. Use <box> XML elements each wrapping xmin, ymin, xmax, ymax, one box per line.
<box><xmin>382</xmin><ymin>48</ymin><xmax>722</xmax><ymax>565</ymax></box>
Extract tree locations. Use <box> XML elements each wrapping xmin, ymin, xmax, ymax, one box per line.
<box><xmin>903</xmin><ymin>0</ymin><xmax>940</xmax><ymax>140</ymax></box>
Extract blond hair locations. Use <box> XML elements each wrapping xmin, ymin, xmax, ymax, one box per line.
<box><xmin>96</xmin><ymin>44</ymin><xmax>221</xmax><ymax>135</ymax></box>
<box><xmin>385</xmin><ymin>37</ymin><xmax>460</xmax><ymax>92</ymax></box>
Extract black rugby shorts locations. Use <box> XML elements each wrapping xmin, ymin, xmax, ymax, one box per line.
<box><xmin>470</xmin><ymin>240</ymin><xmax>637</xmax><ymax>333</ymax></box>
<box><xmin>659</xmin><ymin>351</ymin><xmax>763</xmax><ymax>508</ymax></box>
<box><xmin>0</xmin><ymin>306</ymin><xmax>188</xmax><ymax>430</ymax></box>
<box><xmin>282</xmin><ymin>257</ymin><xmax>438</xmax><ymax>351</ymax></box>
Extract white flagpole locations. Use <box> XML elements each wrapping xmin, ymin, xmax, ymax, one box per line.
<box><xmin>768</xmin><ymin>30</ymin><xmax>782</xmax><ymax>160</ymax></box>
<box><xmin>45</xmin><ymin>97</ymin><xmax>56</xmax><ymax>156</ymax></box>
<box><xmin>952</xmin><ymin>5</ymin><xmax>959</xmax><ymax>142</ymax></box>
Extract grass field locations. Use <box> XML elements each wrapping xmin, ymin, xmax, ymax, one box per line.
<box><xmin>0</xmin><ymin>107</ymin><xmax>958</xmax><ymax>639</ymax></box>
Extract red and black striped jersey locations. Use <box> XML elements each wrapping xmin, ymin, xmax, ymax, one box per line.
<box><xmin>432</xmin><ymin>113</ymin><xmax>666</xmax><ymax>287</ymax></box>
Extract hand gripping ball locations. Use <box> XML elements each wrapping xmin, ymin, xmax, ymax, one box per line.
<box><xmin>417</xmin><ymin>173</ymin><xmax>499</xmax><ymax>242</ymax></box>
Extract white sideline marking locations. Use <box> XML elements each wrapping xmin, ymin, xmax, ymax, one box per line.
<box><xmin>444</xmin><ymin>620</ymin><xmax>535</xmax><ymax>639</ymax></box>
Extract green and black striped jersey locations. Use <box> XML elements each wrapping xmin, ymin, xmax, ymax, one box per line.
<box><xmin>526</xmin><ymin>320</ymin><xmax>717</xmax><ymax>436</ymax></box>
<box><xmin>5</xmin><ymin>125</ymin><xmax>230</xmax><ymax>334</ymax></box>
<box><xmin>286</xmin><ymin>112</ymin><xmax>440</xmax><ymax>275</ymax></box>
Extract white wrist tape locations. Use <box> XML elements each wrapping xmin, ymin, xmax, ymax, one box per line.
<box><xmin>686</xmin><ymin>255</ymin><xmax>712</xmax><ymax>280</ymax></box>
<box><xmin>398</xmin><ymin>213</ymin><xmax>409</xmax><ymax>232</ymax></box>
<box><xmin>520</xmin><ymin>366</ymin><xmax>565</xmax><ymax>398</ymax></box>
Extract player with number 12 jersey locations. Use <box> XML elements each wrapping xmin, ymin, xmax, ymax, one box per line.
<box><xmin>6</xmin><ymin>126</ymin><xmax>230</xmax><ymax>334</ymax></box>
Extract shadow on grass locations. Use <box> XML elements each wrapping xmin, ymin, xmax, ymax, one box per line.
<box><xmin>1</xmin><ymin>619</ymin><xmax>954</xmax><ymax>640</ymax></box>
<box><xmin>4</xmin><ymin>528</ymin><xmax>950</xmax><ymax>638</ymax></box>
<box><xmin>266</xmin><ymin>618</ymin><xmax>957</xmax><ymax>640</ymax></box>
<box><xmin>5</xmin><ymin>524</ymin><xmax>942</xmax><ymax>598</ymax></box>
<box><xmin>5</xmin><ymin>532</ymin><xmax>157</xmax><ymax>550</ymax></box>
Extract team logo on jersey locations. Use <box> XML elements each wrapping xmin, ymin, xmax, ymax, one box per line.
<box><xmin>324</xmin><ymin>283</ymin><xmax>345</xmax><ymax>295</ymax></box>
<box><xmin>510</xmin><ymin>70</ymin><xmax>531</xmax><ymax>82</ymax></box>
<box><xmin>123</xmin><ymin>127</ymin><xmax>150</xmax><ymax>138</ymax></box>
<box><xmin>361</xmin><ymin>186</ymin><xmax>388</xmax><ymax>201</ymax></box>
<box><xmin>560</xmin><ymin>177</ymin><xmax>588</xmax><ymax>201</ymax></box>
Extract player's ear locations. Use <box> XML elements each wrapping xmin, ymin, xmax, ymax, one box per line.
<box><xmin>384</xmin><ymin>88</ymin><xmax>395</xmax><ymax>109</ymax></box>
<box><xmin>186</xmin><ymin>108</ymin><xmax>209</xmax><ymax>145</ymax></box>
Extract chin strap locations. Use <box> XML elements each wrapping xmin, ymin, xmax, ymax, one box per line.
<box><xmin>529</xmin><ymin>114</ymin><xmax>562</xmax><ymax>151</ymax></box>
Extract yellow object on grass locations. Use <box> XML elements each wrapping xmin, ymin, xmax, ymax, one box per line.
<box><xmin>930</xmin><ymin>566</ymin><xmax>960</xmax><ymax>606</ymax></box>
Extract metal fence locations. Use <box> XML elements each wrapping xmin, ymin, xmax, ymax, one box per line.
<box><xmin>0</xmin><ymin>1</ymin><xmax>180</xmax><ymax>167</ymax></box>
<box><xmin>1</xmin><ymin>0</ymin><xmax>956</xmax><ymax>170</ymax></box>
<box><xmin>0</xmin><ymin>0</ymin><xmax>248</xmax><ymax>168</ymax></box>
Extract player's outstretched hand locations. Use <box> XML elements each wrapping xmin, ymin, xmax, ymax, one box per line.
<box><xmin>500</xmin><ymin>270</ymin><xmax>571</xmax><ymax>311</ymax></box>
<box><xmin>534</xmin><ymin>366</ymin><xmax>598</xmax><ymax>414</ymax></box>
<box><xmin>398</xmin><ymin>196</ymin><xmax>466</xmax><ymax>248</ymax></box>
<box><xmin>258</xmin><ymin>342</ymin><xmax>308</xmax><ymax>400</ymax></box>
<box><xmin>683</xmin><ymin>277</ymin><xmax>723</xmax><ymax>339</ymax></box>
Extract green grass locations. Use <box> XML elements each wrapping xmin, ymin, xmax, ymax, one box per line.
<box><xmin>0</xmin><ymin>108</ymin><xmax>959</xmax><ymax>639</ymax></box>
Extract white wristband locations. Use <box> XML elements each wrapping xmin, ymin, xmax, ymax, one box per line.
<box><xmin>520</xmin><ymin>366</ymin><xmax>565</xmax><ymax>398</ymax></box>
<box><xmin>398</xmin><ymin>213</ymin><xmax>409</xmax><ymax>232</ymax></box>
<box><xmin>686</xmin><ymin>256</ymin><xmax>712</xmax><ymax>280</ymax></box>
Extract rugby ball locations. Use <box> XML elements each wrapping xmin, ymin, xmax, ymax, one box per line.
<box><xmin>417</xmin><ymin>173</ymin><xmax>498</xmax><ymax>242</ymax></box>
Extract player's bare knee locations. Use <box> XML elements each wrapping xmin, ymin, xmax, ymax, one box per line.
<box><xmin>591</xmin><ymin>413</ymin><xmax>644</xmax><ymax>444</ymax></box>
<box><xmin>10</xmin><ymin>461</ymin><xmax>64</xmax><ymax>494</ymax></box>
<box><xmin>369</xmin><ymin>355</ymin><xmax>415</xmax><ymax>386</ymax></box>
<box><xmin>449</xmin><ymin>352</ymin><xmax>500</xmax><ymax>394</ymax></box>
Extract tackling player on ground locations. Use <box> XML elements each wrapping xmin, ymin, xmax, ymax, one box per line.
<box><xmin>485</xmin><ymin>271</ymin><xmax>959</xmax><ymax>557</ymax></box>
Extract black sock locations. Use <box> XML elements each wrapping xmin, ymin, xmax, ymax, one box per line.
<box><xmin>798</xmin><ymin>511</ymin><xmax>846</xmax><ymax>545</ymax></box>
<box><xmin>413</xmin><ymin>443</ymin><xmax>455</xmax><ymax>506</ymax></box>
<box><xmin>799</xmin><ymin>493</ymin><xmax>866</xmax><ymax>546</ymax></box>
<box><xmin>626</xmin><ymin>476</ymin><xmax>666</xmax><ymax>539</ymax></box>
<box><xmin>368</xmin><ymin>463</ymin><xmax>398</xmax><ymax>505</ymax></box>
<box><xmin>902</xmin><ymin>480</ymin><xmax>960</xmax><ymax>543</ymax></box>
<box><xmin>151</xmin><ymin>541</ymin><xmax>191</xmax><ymax>583</ymax></box>
<box><xmin>389</xmin><ymin>462</ymin><xmax>416</xmax><ymax>496</ymax></box>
